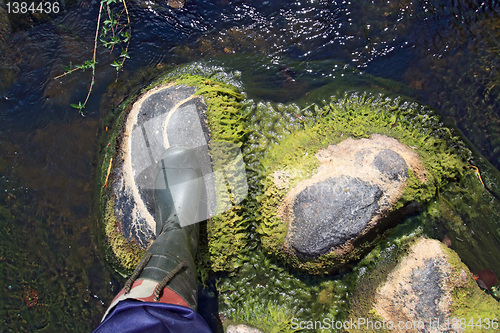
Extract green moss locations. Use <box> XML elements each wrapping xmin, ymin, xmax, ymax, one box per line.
<box><xmin>346</xmin><ymin>237</ymin><xmax>500</xmax><ymax>333</ymax></box>
<box><xmin>345</xmin><ymin>228</ymin><xmax>422</xmax><ymax>332</ymax></box>
<box><xmin>343</xmin><ymin>224</ymin><xmax>423</xmax><ymax>333</ymax></box>
<box><xmin>103</xmin><ymin>198</ymin><xmax>147</xmax><ymax>275</ymax></box>
<box><xmin>216</xmin><ymin>248</ymin><xmax>350</xmax><ymax>333</ymax></box>
<box><xmin>223</xmin><ymin>299</ymin><xmax>299</xmax><ymax>333</ymax></box>
<box><xmin>442</xmin><ymin>245</ymin><xmax>500</xmax><ymax>331</ymax></box>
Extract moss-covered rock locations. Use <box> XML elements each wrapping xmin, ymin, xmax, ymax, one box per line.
<box><xmin>349</xmin><ymin>238</ymin><xmax>500</xmax><ymax>333</ymax></box>
<box><xmin>277</xmin><ymin>135</ymin><xmax>424</xmax><ymax>260</ymax></box>
<box><xmin>256</xmin><ymin>93</ymin><xmax>470</xmax><ymax>273</ymax></box>
<box><xmin>96</xmin><ymin>72</ymin><xmax>251</xmax><ymax>275</ymax></box>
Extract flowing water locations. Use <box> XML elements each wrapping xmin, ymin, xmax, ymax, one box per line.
<box><xmin>0</xmin><ymin>0</ymin><xmax>499</xmax><ymax>331</ymax></box>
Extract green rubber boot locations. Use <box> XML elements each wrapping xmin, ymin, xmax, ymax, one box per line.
<box><xmin>140</xmin><ymin>146</ymin><xmax>203</xmax><ymax>308</ymax></box>
<box><xmin>103</xmin><ymin>147</ymin><xmax>204</xmax><ymax>317</ymax></box>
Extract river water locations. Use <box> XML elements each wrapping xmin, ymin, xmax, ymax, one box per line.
<box><xmin>0</xmin><ymin>0</ymin><xmax>498</xmax><ymax>331</ymax></box>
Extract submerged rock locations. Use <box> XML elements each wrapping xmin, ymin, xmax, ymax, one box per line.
<box><xmin>281</xmin><ymin>135</ymin><xmax>425</xmax><ymax>259</ymax></box>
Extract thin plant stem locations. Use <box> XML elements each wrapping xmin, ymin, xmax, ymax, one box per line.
<box><xmin>54</xmin><ymin>67</ymin><xmax>79</xmax><ymax>80</ymax></box>
<box><xmin>119</xmin><ymin>0</ymin><xmax>131</xmax><ymax>69</ymax></box>
<box><xmin>106</xmin><ymin>4</ymin><xmax>116</xmax><ymax>51</ymax></box>
<box><xmin>80</xmin><ymin>0</ymin><xmax>104</xmax><ymax>115</ymax></box>
<box><xmin>122</xmin><ymin>0</ymin><xmax>130</xmax><ymax>26</ymax></box>
<box><xmin>55</xmin><ymin>0</ymin><xmax>131</xmax><ymax>113</ymax></box>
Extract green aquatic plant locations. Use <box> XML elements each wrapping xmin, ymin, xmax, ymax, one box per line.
<box><xmin>55</xmin><ymin>0</ymin><xmax>131</xmax><ymax>114</ymax></box>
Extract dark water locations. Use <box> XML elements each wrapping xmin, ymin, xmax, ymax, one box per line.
<box><xmin>0</xmin><ymin>0</ymin><xmax>499</xmax><ymax>331</ymax></box>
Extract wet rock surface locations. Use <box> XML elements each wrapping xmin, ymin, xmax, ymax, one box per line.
<box><xmin>111</xmin><ymin>84</ymin><xmax>214</xmax><ymax>247</ymax></box>
<box><xmin>374</xmin><ymin>239</ymin><xmax>458</xmax><ymax>333</ymax></box>
<box><xmin>289</xmin><ymin>176</ymin><xmax>382</xmax><ymax>257</ymax></box>
<box><xmin>282</xmin><ymin>135</ymin><xmax>425</xmax><ymax>258</ymax></box>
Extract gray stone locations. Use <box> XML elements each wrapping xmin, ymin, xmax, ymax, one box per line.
<box><xmin>288</xmin><ymin>176</ymin><xmax>382</xmax><ymax>257</ymax></box>
<box><xmin>112</xmin><ymin>85</ymin><xmax>216</xmax><ymax>246</ymax></box>
<box><xmin>372</xmin><ymin>149</ymin><xmax>408</xmax><ymax>181</ymax></box>
<box><xmin>373</xmin><ymin>239</ymin><xmax>458</xmax><ymax>333</ymax></box>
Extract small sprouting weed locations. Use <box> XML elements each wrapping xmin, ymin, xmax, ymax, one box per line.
<box><xmin>120</xmin><ymin>31</ymin><xmax>131</xmax><ymax>43</ymax></box>
<box><xmin>61</xmin><ymin>62</ymin><xmax>73</xmax><ymax>72</ymax></box>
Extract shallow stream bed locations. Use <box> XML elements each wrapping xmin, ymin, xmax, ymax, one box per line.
<box><xmin>0</xmin><ymin>1</ymin><xmax>499</xmax><ymax>331</ymax></box>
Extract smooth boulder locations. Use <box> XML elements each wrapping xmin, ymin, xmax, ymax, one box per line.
<box><xmin>282</xmin><ymin>135</ymin><xmax>425</xmax><ymax>258</ymax></box>
<box><xmin>289</xmin><ymin>176</ymin><xmax>382</xmax><ymax>257</ymax></box>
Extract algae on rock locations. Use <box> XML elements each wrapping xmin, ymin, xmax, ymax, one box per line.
<box><xmin>255</xmin><ymin>93</ymin><xmax>471</xmax><ymax>273</ymax></box>
<box><xmin>349</xmin><ymin>238</ymin><xmax>500</xmax><ymax>333</ymax></box>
